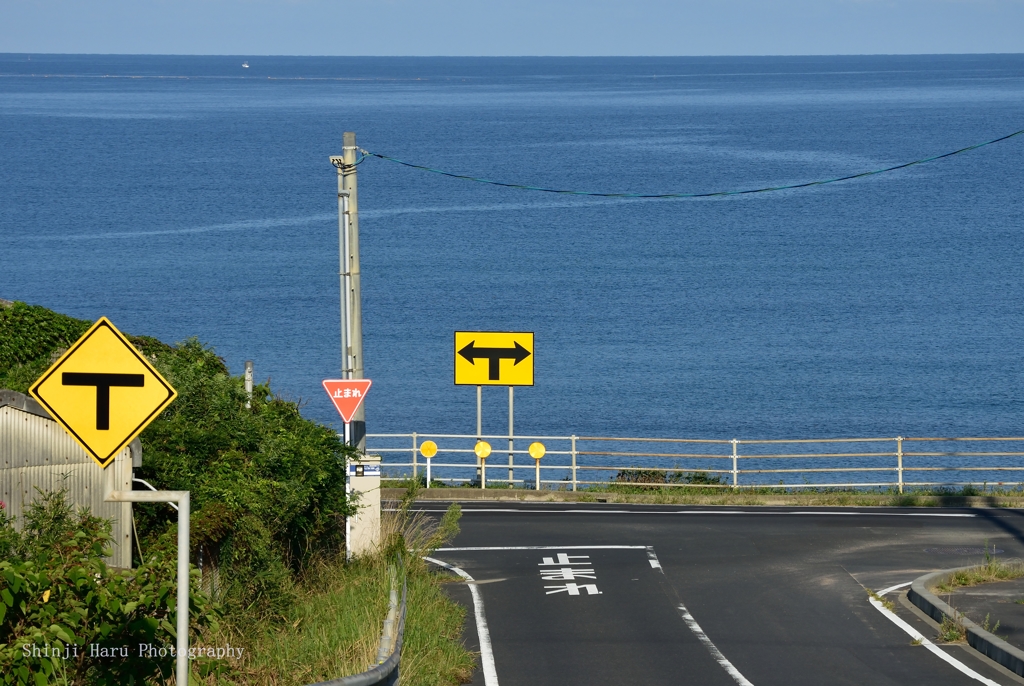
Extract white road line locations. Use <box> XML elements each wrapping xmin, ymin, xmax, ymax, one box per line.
<box><xmin>877</xmin><ymin>581</ymin><xmax>914</xmax><ymax>596</ymax></box>
<box><xmin>411</xmin><ymin>508</ymin><xmax>975</xmax><ymax>518</ymax></box>
<box><xmin>867</xmin><ymin>594</ymin><xmax>1003</xmax><ymax>686</ymax></box>
<box><xmin>785</xmin><ymin>511</ymin><xmax>976</xmax><ymax>517</ymax></box>
<box><xmin>646</xmin><ymin>546</ymin><xmax>664</xmax><ymax>572</ymax></box>
<box><xmin>424</xmin><ymin>557</ymin><xmax>500</xmax><ymax>686</ymax></box>
<box><xmin>437</xmin><ymin>545</ymin><xmax>649</xmax><ymax>551</ymax></box>
<box><xmin>677</xmin><ymin>603</ymin><xmax>755</xmax><ymax>686</ymax></box>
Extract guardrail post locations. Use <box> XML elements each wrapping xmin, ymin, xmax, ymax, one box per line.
<box><xmin>731</xmin><ymin>439</ymin><xmax>739</xmax><ymax>489</ymax></box>
<box><xmin>897</xmin><ymin>436</ymin><xmax>904</xmax><ymax>494</ymax></box>
<box><xmin>571</xmin><ymin>435</ymin><xmax>578</xmax><ymax>492</ymax></box>
<box><xmin>412</xmin><ymin>432</ymin><xmax>418</xmax><ymax>482</ymax></box>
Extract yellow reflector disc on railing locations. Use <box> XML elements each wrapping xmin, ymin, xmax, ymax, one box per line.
<box><xmin>420</xmin><ymin>440</ymin><xmax>438</xmax><ymax>458</ymax></box>
<box><xmin>529</xmin><ymin>442</ymin><xmax>546</xmax><ymax>459</ymax></box>
<box><xmin>475</xmin><ymin>440</ymin><xmax>492</xmax><ymax>458</ymax></box>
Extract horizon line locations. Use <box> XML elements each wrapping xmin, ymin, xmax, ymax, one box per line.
<box><xmin>2</xmin><ymin>51</ymin><xmax>1023</xmax><ymax>59</ymax></box>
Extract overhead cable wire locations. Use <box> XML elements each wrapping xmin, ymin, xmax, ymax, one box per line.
<box><xmin>358</xmin><ymin>127</ymin><xmax>1024</xmax><ymax>199</ymax></box>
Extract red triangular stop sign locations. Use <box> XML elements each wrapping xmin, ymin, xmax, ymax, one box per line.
<box><xmin>322</xmin><ymin>379</ymin><xmax>372</xmax><ymax>423</ymax></box>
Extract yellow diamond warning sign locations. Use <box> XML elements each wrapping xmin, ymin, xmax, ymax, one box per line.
<box><xmin>29</xmin><ymin>317</ymin><xmax>177</xmax><ymax>469</ymax></box>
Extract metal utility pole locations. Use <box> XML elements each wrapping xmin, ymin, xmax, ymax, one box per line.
<box><xmin>331</xmin><ymin>132</ymin><xmax>366</xmax><ymax>451</ymax></box>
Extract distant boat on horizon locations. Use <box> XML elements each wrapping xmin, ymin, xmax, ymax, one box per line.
<box><xmin>242</xmin><ymin>62</ymin><xmax>249</xmax><ymax>68</ymax></box>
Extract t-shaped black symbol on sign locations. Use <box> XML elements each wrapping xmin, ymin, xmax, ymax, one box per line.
<box><xmin>62</xmin><ymin>373</ymin><xmax>145</xmax><ymax>430</ymax></box>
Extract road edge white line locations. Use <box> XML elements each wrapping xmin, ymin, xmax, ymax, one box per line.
<box><xmin>877</xmin><ymin>581</ymin><xmax>914</xmax><ymax>596</ymax></box>
<box><xmin>677</xmin><ymin>603</ymin><xmax>755</xmax><ymax>686</ymax></box>
<box><xmin>424</xmin><ymin>556</ymin><xmax>500</xmax><ymax>686</ymax></box>
<box><xmin>437</xmin><ymin>545</ymin><xmax>649</xmax><ymax>551</ymax></box>
<box><xmin>867</xmin><ymin>594</ymin><xmax>1003</xmax><ymax>686</ymax></box>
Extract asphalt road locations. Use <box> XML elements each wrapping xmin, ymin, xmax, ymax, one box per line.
<box><xmin>425</xmin><ymin>503</ymin><xmax>1024</xmax><ymax>686</ymax></box>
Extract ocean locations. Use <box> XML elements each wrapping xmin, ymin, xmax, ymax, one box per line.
<box><xmin>2</xmin><ymin>54</ymin><xmax>1023</xmax><ymax>452</ymax></box>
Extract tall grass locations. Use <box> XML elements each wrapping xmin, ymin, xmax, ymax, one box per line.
<box><xmin>203</xmin><ymin>486</ymin><xmax>474</xmax><ymax>685</ymax></box>
<box><xmin>217</xmin><ymin>556</ymin><xmax>390</xmax><ymax>685</ymax></box>
<box><xmin>936</xmin><ymin>552</ymin><xmax>1024</xmax><ymax>593</ymax></box>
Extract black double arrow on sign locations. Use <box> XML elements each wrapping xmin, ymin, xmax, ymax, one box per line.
<box><xmin>458</xmin><ymin>341</ymin><xmax>531</xmax><ymax>381</ymax></box>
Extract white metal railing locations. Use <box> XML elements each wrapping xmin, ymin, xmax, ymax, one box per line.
<box><xmin>361</xmin><ymin>433</ymin><xmax>1024</xmax><ymax>494</ymax></box>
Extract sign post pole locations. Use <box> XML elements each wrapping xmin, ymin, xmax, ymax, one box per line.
<box><xmin>508</xmin><ymin>386</ymin><xmax>514</xmax><ymax>486</ymax></box>
<box><xmin>474</xmin><ymin>440</ymin><xmax>491</xmax><ymax>490</ymax></box>
<box><xmin>476</xmin><ymin>385</ymin><xmax>482</xmax><ymax>483</ymax></box>
<box><xmin>344</xmin><ymin>420</ymin><xmax>351</xmax><ymax>561</ymax></box>
<box><xmin>420</xmin><ymin>440</ymin><xmax>437</xmax><ymax>489</ymax></box>
<box><xmin>106</xmin><ymin>490</ymin><xmax>189</xmax><ymax>686</ymax></box>
<box><xmin>529</xmin><ymin>442</ymin><xmax>546</xmax><ymax>491</ymax></box>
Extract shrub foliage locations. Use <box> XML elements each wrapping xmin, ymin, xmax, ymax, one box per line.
<box><xmin>0</xmin><ymin>491</ymin><xmax>221</xmax><ymax>686</ymax></box>
<box><xmin>0</xmin><ymin>301</ymin><xmax>358</xmax><ymax>624</ymax></box>
<box><xmin>136</xmin><ymin>338</ymin><xmax>357</xmax><ymax>617</ymax></box>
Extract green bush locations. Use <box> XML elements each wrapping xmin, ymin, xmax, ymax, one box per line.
<box><xmin>0</xmin><ymin>491</ymin><xmax>223</xmax><ymax>686</ymax></box>
<box><xmin>668</xmin><ymin>470</ymin><xmax>726</xmax><ymax>486</ymax></box>
<box><xmin>0</xmin><ymin>301</ymin><xmax>358</xmax><ymax>622</ymax></box>
<box><xmin>0</xmin><ymin>302</ymin><xmax>91</xmax><ymax>393</ymax></box>
<box><xmin>614</xmin><ymin>468</ymin><xmax>667</xmax><ymax>485</ymax></box>
<box><xmin>0</xmin><ymin>301</ymin><xmax>171</xmax><ymax>394</ymax></box>
<box><xmin>136</xmin><ymin>338</ymin><xmax>357</xmax><ymax>619</ymax></box>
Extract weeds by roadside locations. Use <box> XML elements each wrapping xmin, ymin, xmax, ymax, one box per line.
<box><xmin>939</xmin><ymin>612</ymin><xmax>968</xmax><ymax>642</ymax></box>
<box><xmin>981</xmin><ymin>613</ymin><xmax>1001</xmax><ymax>634</ymax></box>
<box><xmin>201</xmin><ymin>484</ymin><xmax>474</xmax><ymax>686</ymax></box>
<box><xmin>867</xmin><ymin>590</ymin><xmax>895</xmax><ymax>612</ymax></box>
<box><xmin>935</xmin><ymin>552</ymin><xmax>1024</xmax><ymax>593</ymax></box>
<box><xmin>930</xmin><ymin>546</ymin><xmax>1019</xmax><ymax>643</ymax></box>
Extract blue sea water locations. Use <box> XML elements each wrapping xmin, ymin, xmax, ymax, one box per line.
<box><xmin>2</xmin><ymin>54</ymin><xmax>1023</xmax><ymax>449</ymax></box>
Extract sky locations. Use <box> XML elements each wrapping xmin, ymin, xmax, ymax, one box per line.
<box><xmin>1</xmin><ymin>0</ymin><xmax>1023</xmax><ymax>55</ymax></box>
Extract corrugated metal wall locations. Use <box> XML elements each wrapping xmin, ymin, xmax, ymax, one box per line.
<box><xmin>0</xmin><ymin>392</ymin><xmax>132</xmax><ymax>568</ymax></box>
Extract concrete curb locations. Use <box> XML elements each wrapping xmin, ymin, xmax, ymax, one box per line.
<box><xmin>908</xmin><ymin>566</ymin><xmax>1024</xmax><ymax>677</ymax></box>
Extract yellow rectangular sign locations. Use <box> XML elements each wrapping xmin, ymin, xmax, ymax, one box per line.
<box><xmin>455</xmin><ymin>331</ymin><xmax>534</xmax><ymax>386</ymax></box>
